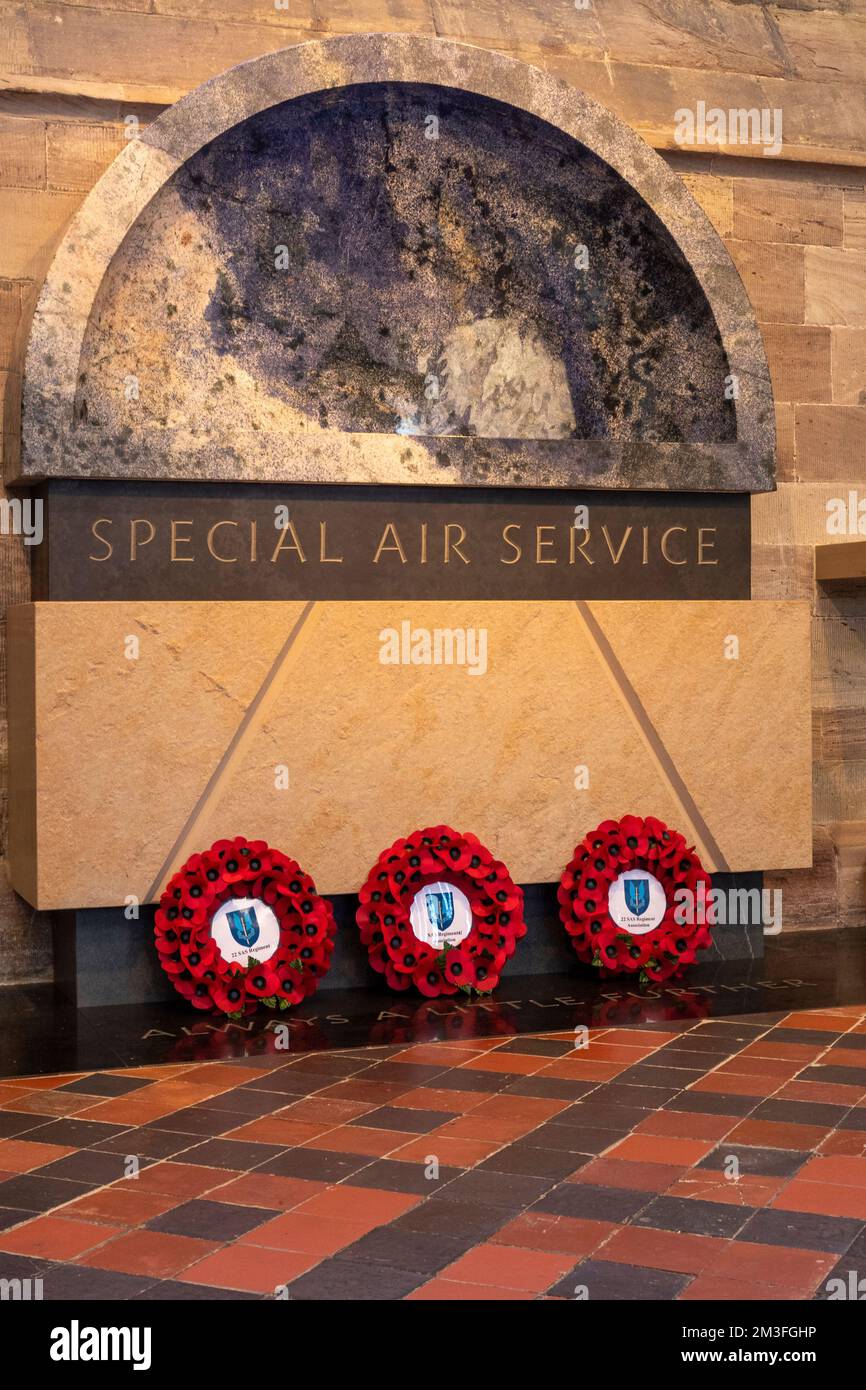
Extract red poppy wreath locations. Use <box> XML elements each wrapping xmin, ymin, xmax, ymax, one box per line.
<box><xmin>356</xmin><ymin>826</ymin><xmax>526</xmax><ymax>997</ymax></box>
<box><xmin>557</xmin><ymin>815</ymin><xmax>713</xmax><ymax>983</ymax></box>
<box><xmin>154</xmin><ymin>836</ymin><xmax>336</xmax><ymax>1016</ymax></box>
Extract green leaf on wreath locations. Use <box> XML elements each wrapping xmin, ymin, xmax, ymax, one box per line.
<box><xmin>289</xmin><ymin>958</ymin><xmax>303</xmax><ymax>971</ymax></box>
<box><xmin>226</xmin><ymin>1009</ymin><xmax>244</xmax><ymax>1021</ymax></box>
<box><xmin>278</xmin><ymin>999</ymin><xmax>290</xmax><ymax>1010</ymax></box>
<box><xmin>262</xmin><ymin>996</ymin><xmax>278</xmax><ymax>1008</ymax></box>
<box><xmin>247</xmin><ymin>956</ymin><xmax>261</xmax><ymax>968</ymax></box>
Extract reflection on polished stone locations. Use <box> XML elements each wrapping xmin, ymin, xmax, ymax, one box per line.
<box><xmin>0</xmin><ymin>928</ymin><xmax>861</xmax><ymax>1080</ymax></box>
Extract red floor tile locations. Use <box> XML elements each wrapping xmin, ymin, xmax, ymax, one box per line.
<box><xmin>711</xmin><ymin>1240</ymin><xmax>835</xmax><ymax>1293</ymax></box>
<box><xmin>599</xmin><ymin>1225</ymin><xmax>724</xmax><ymax>1275</ymax></box>
<box><xmin>0</xmin><ymin>1216</ymin><xmax>122</xmax><ymax>1260</ymax></box>
<box><xmin>438</xmin><ymin>1243</ymin><xmax>575</xmax><ymax>1292</ymax></box>
<box><xmin>79</xmin><ymin>1230</ymin><xmax>218</xmax><ymax>1278</ymax></box>
<box><xmin>125</xmin><ymin>1162</ymin><xmax>232</xmax><ymax>1199</ymax></box>
<box><xmin>680</xmin><ymin>1275</ymin><xmax>806</xmax><ymax>1301</ymax></box>
<box><xmin>224</xmin><ymin>1117</ymin><xmax>331</xmax><ymax>1145</ymax></box>
<box><xmin>209</xmin><ymin>1173</ymin><xmax>326</xmax><ymax>1211</ymax></box>
<box><xmin>292</xmin><ymin>1184</ymin><xmax>422</xmax><ymax>1223</ymax></box>
<box><xmin>571</xmin><ymin>1156</ymin><xmax>685</xmax><ymax>1192</ymax></box>
<box><xmin>390</xmin><ymin>1134</ymin><xmax>501</xmax><ymax>1166</ymax></box>
<box><xmin>397</xmin><ymin>1086</ymin><xmax>493</xmax><ymax>1113</ymax></box>
<box><xmin>63</xmin><ymin>1187</ymin><xmax>182</xmax><ymax>1226</ymax></box>
<box><xmin>771</xmin><ymin>1179</ymin><xmax>866</xmax><ymax>1220</ymax></box>
<box><xmin>667</xmin><ymin>1171</ymin><xmax>784</xmax><ymax>1207</ymax></box>
<box><xmin>725</xmin><ymin>1118</ymin><xmax>831</xmax><ymax>1150</ymax></box>
<box><xmin>490</xmin><ymin>1212</ymin><xmax>614</xmax><ymax>1257</ymax></box>
<box><xmin>0</xmin><ymin>1138</ymin><xmax>75</xmax><ymax>1172</ymax></box>
<box><xmin>407</xmin><ymin>1279</ymin><xmax>530</xmax><ymax>1300</ymax></box>
<box><xmin>304</xmin><ymin>1124</ymin><xmax>413</xmax><ymax>1156</ymax></box>
<box><xmin>796</xmin><ymin>1154</ymin><xmax>866</xmax><ymax>1187</ymax></box>
<box><xmin>177</xmin><ymin>1245</ymin><xmax>316</xmax><ymax>1293</ymax></box>
<box><xmin>634</xmin><ymin>1110</ymin><xmax>739</xmax><ymax>1142</ymax></box>
<box><xmin>239</xmin><ymin>1211</ymin><xmax>373</xmax><ymax>1255</ymax></box>
<box><xmin>606</xmin><ymin>1134</ymin><xmax>715</xmax><ymax>1166</ymax></box>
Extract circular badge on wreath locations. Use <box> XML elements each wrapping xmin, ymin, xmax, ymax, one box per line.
<box><xmin>557</xmin><ymin>815</ymin><xmax>713</xmax><ymax>982</ymax></box>
<box><xmin>154</xmin><ymin>835</ymin><xmax>336</xmax><ymax>1015</ymax></box>
<box><xmin>356</xmin><ymin>825</ymin><xmax>526</xmax><ymax>997</ymax></box>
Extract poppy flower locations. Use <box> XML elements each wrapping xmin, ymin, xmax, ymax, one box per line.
<box><xmin>443</xmin><ymin>949</ymin><xmax>477</xmax><ymax>988</ymax></box>
<box><xmin>413</xmin><ymin>962</ymin><xmax>455</xmax><ymax>997</ymax></box>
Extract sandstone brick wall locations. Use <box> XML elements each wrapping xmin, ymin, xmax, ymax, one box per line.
<box><xmin>2</xmin><ymin>0</ymin><xmax>865</xmax><ymax>977</ymax></box>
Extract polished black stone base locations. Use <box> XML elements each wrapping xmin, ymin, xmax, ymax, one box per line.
<box><xmin>54</xmin><ymin>874</ymin><xmax>765</xmax><ymax>1008</ymax></box>
<box><xmin>1</xmin><ymin>925</ymin><xmax>859</xmax><ymax>1081</ymax></box>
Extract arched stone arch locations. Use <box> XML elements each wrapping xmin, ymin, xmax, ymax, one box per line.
<box><xmin>17</xmin><ymin>33</ymin><xmax>774</xmax><ymax>491</ymax></box>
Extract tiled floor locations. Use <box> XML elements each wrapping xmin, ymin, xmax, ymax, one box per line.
<box><xmin>1</xmin><ymin>1003</ymin><xmax>865</xmax><ymax>1300</ymax></box>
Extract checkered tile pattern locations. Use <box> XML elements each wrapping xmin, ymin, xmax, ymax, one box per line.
<box><xmin>1</xmin><ymin>1005</ymin><xmax>865</xmax><ymax>1300</ymax></box>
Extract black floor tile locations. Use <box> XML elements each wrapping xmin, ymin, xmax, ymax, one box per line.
<box><xmin>283</xmin><ymin>1055</ymin><xmax>373</xmax><ymax>1079</ymax></box>
<box><xmin>497</xmin><ymin>1038</ymin><xmax>574</xmax><ymax>1058</ymax></box>
<box><xmin>40</xmin><ymin>1264</ymin><xmax>156</xmax><ymax>1301</ymax></box>
<box><xmin>352</xmin><ymin>1106</ymin><xmax>453</xmax><ymax>1134</ymax></box>
<box><xmin>333</xmin><ymin>1227</ymin><xmax>473</xmax><ymax>1274</ymax></box>
<box><xmin>750</xmin><ymin>1098</ymin><xmax>849</xmax><ymax>1127</ymax></box>
<box><xmin>501</xmin><ymin>1077</ymin><xmax>598</xmax><ymax>1101</ymax></box>
<box><xmin>144</xmin><ymin>1107</ymin><xmax>241</xmax><ymax>1137</ymax></box>
<box><xmin>359</xmin><ymin>1062</ymin><xmax>451</xmax><ymax>1086</ymax></box>
<box><xmin>596</xmin><ymin>1082</ymin><xmax>681</xmax><ymax>1108</ymax></box>
<box><xmin>764</xmin><ymin>1028</ymin><xmax>843</xmax><ymax>1046</ymax></box>
<box><xmin>193</xmin><ymin>1088</ymin><xmax>289</xmax><ymax>1117</ymax></box>
<box><xmin>146</xmin><ymin>1198</ymin><xmax>278</xmax><ymax>1241</ymax></box>
<box><xmin>534</xmin><ymin>1182</ymin><xmax>651</xmax><ymax>1223</ymax></box>
<box><xmin>0</xmin><ymin>1252</ymin><xmax>52</xmax><ymax>1282</ymax></box>
<box><xmin>0</xmin><ymin>1207</ymin><xmax>35</xmax><ymax>1231</ymax></box>
<box><xmin>736</xmin><ymin>1208</ymin><xmax>864</xmax><ymax>1255</ymax></box>
<box><xmin>91</xmin><ymin>1128</ymin><xmax>198</xmax><ymax>1159</ymax></box>
<box><xmin>285</xmin><ymin>1256</ymin><xmax>424</xmax><ymax>1300</ymax></box>
<box><xmin>174</xmin><ymin>1137</ymin><xmax>287</xmax><ymax>1170</ymax></box>
<box><xmin>58</xmin><ymin>1074</ymin><xmax>153</xmax><ymax>1097</ymax></box>
<box><xmin>632</xmin><ymin>1195</ymin><xmax>755</xmax><ymax>1238</ymax></box>
<box><xmin>32</xmin><ymin>1150</ymin><xmax>134</xmax><ymax>1185</ymax></box>
<box><xmin>345</xmin><ymin>1159</ymin><xmax>460</xmax><ymax>1195</ymax></box>
<box><xmin>24</xmin><ymin>1118</ymin><xmax>129</xmax><ymax>1148</ymax></box>
<box><xmin>477</xmin><ymin>1142</ymin><xmax>586</xmax><ymax>1181</ymax></box>
<box><xmin>656</xmin><ymin>1033</ymin><xmax>743</xmax><ymax>1055</ymax></box>
<box><xmin>390</xmin><ymin>1198</ymin><xmax>508</xmax><ymax>1241</ymax></box>
<box><xmin>432</xmin><ymin>1068</ymin><xmax>517</xmax><ymax>1093</ymax></box>
<box><xmin>813</xmin><ymin>1261</ymin><xmax>865</xmax><ymax>1300</ymax></box>
<box><xmin>523</xmin><ymin>1120</ymin><xmax>617</xmax><ymax>1154</ymax></box>
<box><xmin>256</xmin><ymin>1148</ymin><xmax>369</xmax><ymax>1183</ymax></box>
<box><xmin>528</xmin><ymin>1122</ymin><xmax>626</xmax><ymax>1155</ymax></box>
<box><xmin>698</xmin><ymin>1143</ymin><xmax>809</xmax><ymax>1178</ymax></box>
<box><xmin>616</xmin><ymin>1065</ymin><xmax>704</xmax><ymax>1088</ymax></box>
<box><xmin>558</xmin><ymin>1101</ymin><xmax>650</xmax><ymax>1130</ymax></box>
<box><xmin>801</xmin><ymin>1064</ymin><xmax>866</xmax><ymax>1088</ymax></box>
<box><xmin>236</xmin><ymin>1068</ymin><xmax>320</xmax><ymax>1095</ymax></box>
<box><xmin>0</xmin><ymin>1174</ymin><xmax>91</xmax><ymax>1213</ymax></box>
<box><xmin>550</xmin><ymin>1258</ymin><xmax>691</xmax><ymax>1300</ymax></box>
<box><xmin>0</xmin><ymin>1112</ymin><xmax>51</xmax><ymax>1140</ymax></box>
<box><xmin>440</xmin><ymin>1168</ymin><xmax>553</xmax><ymax>1210</ymax></box>
<box><xmin>664</xmin><ymin>1090</ymin><xmax>758</xmax><ymax>1117</ymax></box>
<box><xmin>133</xmin><ymin>1280</ymin><xmax>258</xmax><ymax>1300</ymax></box>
